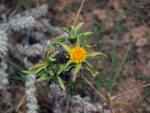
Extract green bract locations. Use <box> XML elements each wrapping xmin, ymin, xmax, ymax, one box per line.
<box><xmin>23</xmin><ymin>22</ymin><xmax>107</xmax><ymax>93</ymax></box>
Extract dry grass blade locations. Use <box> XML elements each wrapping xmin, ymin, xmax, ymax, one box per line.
<box><xmin>102</xmin><ymin>83</ymin><xmax>150</xmax><ymax>113</ymax></box>
<box><xmin>73</xmin><ymin>0</ymin><xmax>85</xmax><ymax>26</ymax></box>
<box><xmin>112</xmin><ymin>102</ymin><xmax>131</xmax><ymax>106</ymax></box>
<box><xmin>15</xmin><ymin>94</ymin><xmax>27</xmax><ymax>112</ymax></box>
<box><xmin>83</xmin><ymin>76</ymin><xmax>106</xmax><ymax>101</ymax></box>
<box><xmin>111</xmin><ymin>83</ymin><xmax>150</xmax><ymax>100</ymax></box>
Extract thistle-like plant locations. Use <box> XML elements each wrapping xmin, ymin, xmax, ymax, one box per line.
<box><xmin>23</xmin><ymin>22</ymin><xmax>106</xmax><ymax>94</ymax></box>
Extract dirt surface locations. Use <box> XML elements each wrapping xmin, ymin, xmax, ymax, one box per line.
<box><xmin>1</xmin><ymin>0</ymin><xmax>150</xmax><ymax>113</ymax></box>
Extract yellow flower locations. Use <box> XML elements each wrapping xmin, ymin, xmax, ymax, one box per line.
<box><xmin>70</xmin><ymin>46</ymin><xmax>87</xmax><ymax>63</ymax></box>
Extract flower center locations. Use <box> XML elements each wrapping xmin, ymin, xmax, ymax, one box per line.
<box><xmin>73</xmin><ymin>50</ymin><xmax>84</xmax><ymax>59</ymax></box>
<box><xmin>70</xmin><ymin>46</ymin><xmax>87</xmax><ymax>63</ymax></box>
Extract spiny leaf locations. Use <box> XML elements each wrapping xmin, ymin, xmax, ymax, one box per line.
<box><xmin>40</xmin><ymin>73</ymin><xmax>46</xmax><ymax>78</ymax></box>
<box><xmin>31</xmin><ymin>63</ymin><xmax>44</xmax><ymax>71</ymax></box>
<box><xmin>81</xmin><ymin>37</ymin><xmax>86</xmax><ymax>46</ymax></box>
<box><xmin>50</xmin><ymin>69</ymin><xmax>55</xmax><ymax>75</ymax></box>
<box><xmin>49</xmin><ymin>37</ymin><xmax>66</xmax><ymax>48</ymax></box>
<box><xmin>87</xmin><ymin>52</ymin><xmax>107</xmax><ymax>58</ymax></box>
<box><xmin>83</xmin><ymin>62</ymin><xmax>98</xmax><ymax>76</ymax></box>
<box><xmin>84</xmin><ymin>60</ymin><xmax>93</xmax><ymax>67</ymax></box>
<box><xmin>61</xmin><ymin>27</ymin><xmax>70</xmax><ymax>36</ymax></box>
<box><xmin>79</xmin><ymin>32</ymin><xmax>94</xmax><ymax>38</ymax></box>
<box><xmin>52</xmin><ymin>37</ymin><xmax>66</xmax><ymax>44</ymax></box>
<box><xmin>39</xmin><ymin>61</ymin><xmax>44</xmax><ymax>64</ymax></box>
<box><xmin>22</xmin><ymin>70</ymin><xmax>36</xmax><ymax>74</ymax></box>
<box><xmin>73</xmin><ymin>63</ymin><xmax>82</xmax><ymax>81</ymax></box>
<box><xmin>76</xmin><ymin>22</ymin><xmax>84</xmax><ymax>32</ymax></box>
<box><xmin>57</xmin><ymin>64</ymin><xmax>66</xmax><ymax>74</ymax></box>
<box><xmin>35</xmin><ymin>66</ymin><xmax>44</xmax><ymax>74</ymax></box>
<box><xmin>36</xmin><ymin>77</ymin><xmax>49</xmax><ymax>82</ymax></box>
<box><xmin>44</xmin><ymin>48</ymin><xmax>51</xmax><ymax>61</ymax></box>
<box><xmin>49</xmin><ymin>56</ymin><xmax>56</xmax><ymax>62</ymax></box>
<box><xmin>59</xmin><ymin>43</ymin><xmax>71</xmax><ymax>53</ymax></box>
<box><xmin>68</xmin><ymin>38</ymin><xmax>77</xmax><ymax>44</ymax></box>
<box><xmin>43</xmin><ymin>61</ymin><xmax>48</xmax><ymax>71</ymax></box>
<box><xmin>71</xmin><ymin>25</ymin><xmax>76</xmax><ymax>38</ymax></box>
<box><xmin>63</xmin><ymin>59</ymin><xmax>72</xmax><ymax>73</ymax></box>
<box><xmin>68</xmin><ymin>63</ymin><xmax>76</xmax><ymax>69</ymax></box>
<box><xmin>53</xmin><ymin>44</ymin><xmax>58</xmax><ymax>51</ymax></box>
<box><xmin>85</xmin><ymin>67</ymin><xmax>99</xmax><ymax>76</ymax></box>
<box><xmin>56</xmin><ymin>75</ymin><xmax>66</xmax><ymax>91</ymax></box>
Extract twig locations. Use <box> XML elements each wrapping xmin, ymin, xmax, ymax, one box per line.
<box><xmin>15</xmin><ymin>94</ymin><xmax>27</xmax><ymax>112</ymax></box>
<box><xmin>83</xmin><ymin>76</ymin><xmax>106</xmax><ymax>101</ymax></box>
<box><xmin>5</xmin><ymin>101</ymin><xmax>26</xmax><ymax>113</ymax></box>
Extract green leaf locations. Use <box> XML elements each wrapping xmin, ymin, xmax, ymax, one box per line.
<box><xmin>40</xmin><ymin>73</ymin><xmax>46</xmax><ymax>78</ymax></box>
<box><xmin>69</xmin><ymin>80</ymin><xmax>85</xmax><ymax>94</ymax></box>
<box><xmin>70</xmin><ymin>82</ymin><xmax>77</xmax><ymax>95</ymax></box>
<box><xmin>76</xmin><ymin>22</ymin><xmax>84</xmax><ymax>32</ymax></box>
<box><xmin>85</xmin><ymin>67</ymin><xmax>99</xmax><ymax>76</ymax></box>
<box><xmin>18</xmin><ymin>72</ymin><xmax>26</xmax><ymax>82</ymax></box>
<box><xmin>36</xmin><ymin>77</ymin><xmax>49</xmax><ymax>82</ymax></box>
<box><xmin>45</xmin><ymin>73</ymin><xmax>51</xmax><ymax>78</ymax></box>
<box><xmin>53</xmin><ymin>44</ymin><xmax>58</xmax><ymax>51</ymax></box>
<box><xmin>83</xmin><ymin>62</ymin><xmax>98</xmax><ymax>76</ymax></box>
<box><xmin>76</xmin><ymin>35</ymin><xmax>80</xmax><ymax>47</ymax></box>
<box><xmin>68</xmin><ymin>38</ymin><xmax>77</xmax><ymax>44</ymax></box>
<box><xmin>73</xmin><ymin>63</ymin><xmax>82</xmax><ymax>81</ymax></box>
<box><xmin>81</xmin><ymin>37</ymin><xmax>86</xmax><ymax>46</ymax></box>
<box><xmin>71</xmin><ymin>25</ymin><xmax>76</xmax><ymax>38</ymax></box>
<box><xmin>87</xmin><ymin>52</ymin><xmax>107</xmax><ymax>58</ymax></box>
<box><xmin>44</xmin><ymin>48</ymin><xmax>51</xmax><ymax>61</ymax></box>
<box><xmin>22</xmin><ymin>70</ymin><xmax>36</xmax><ymax>74</ymax></box>
<box><xmin>57</xmin><ymin>64</ymin><xmax>66</xmax><ymax>74</ymax></box>
<box><xmin>59</xmin><ymin>43</ymin><xmax>71</xmax><ymax>53</ymax></box>
<box><xmin>85</xmin><ymin>44</ymin><xmax>91</xmax><ymax>48</ymax></box>
<box><xmin>84</xmin><ymin>60</ymin><xmax>93</xmax><ymax>67</ymax></box>
<box><xmin>56</xmin><ymin>75</ymin><xmax>66</xmax><ymax>91</ymax></box>
<box><xmin>55</xmin><ymin>65</ymin><xmax>60</xmax><ymax>72</ymax></box>
<box><xmin>30</xmin><ymin>63</ymin><xmax>44</xmax><ymax>71</ymax></box>
<box><xmin>49</xmin><ymin>56</ymin><xmax>56</xmax><ymax>62</ymax></box>
<box><xmin>50</xmin><ymin>69</ymin><xmax>55</xmax><ymax>75</ymax></box>
<box><xmin>63</xmin><ymin>59</ymin><xmax>72</xmax><ymax>73</ymax></box>
<box><xmin>61</xmin><ymin>27</ymin><xmax>70</xmax><ymax>36</ymax></box>
<box><xmin>73</xmin><ymin>87</ymin><xmax>77</xmax><ymax>95</ymax></box>
<box><xmin>50</xmin><ymin>37</ymin><xmax>66</xmax><ymax>47</ymax></box>
<box><xmin>74</xmin><ymin>80</ymin><xmax>85</xmax><ymax>87</ymax></box>
<box><xmin>43</xmin><ymin>61</ymin><xmax>48</xmax><ymax>66</ymax></box>
<box><xmin>46</xmin><ymin>79</ymin><xmax>51</xmax><ymax>87</ymax></box>
<box><xmin>52</xmin><ymin>37</ymin><xmax>66</xmax><ymax>43</ymax></box>
<box><xmin>35</xmin><ymin>66</ymin><xmax>45</xmax><ymax>74</ymax></box>
<box><xmin>68</xmin><ymin>63</ymin><xmax>76</xmax><ymax>69</ymax></box>
<box><xmin>43</xmin><ymin>61</ymin><xmax>48</xmax><ymax>70</ymax></box>
<box><xmin>79</xmin><ymin>32</ymin><xmax>94</xmax><ymax>38</ymax></box>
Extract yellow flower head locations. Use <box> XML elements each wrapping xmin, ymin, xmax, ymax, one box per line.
<box><xmin>70</xmin><ymin>46</ymin><xmax>87</xmax><ymax>63</ymax></box>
